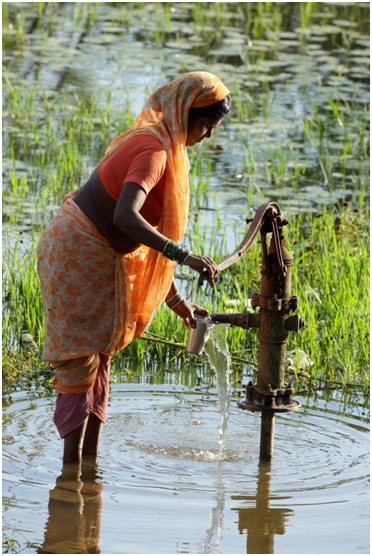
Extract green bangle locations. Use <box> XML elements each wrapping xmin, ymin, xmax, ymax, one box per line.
<box><xmin>177</xmin><ymin>248</ymin><xmax>191</xmax><ymax>266</ymax></box>
<box><xmin>162</xmin><ymin>240</ymin><xmax>171</xmax><ymax>256</ymax></box>
<box><xmin>170</xmin><ymin>297</ymin><xmax>184</xmax><ymax>310</ymax></box>
<box><xmin>174</xmin><ymin>244</ymin><xmax>191</xmax><ymax>266</ymax></box>
<box><xmin>163</xmin><ymin>239</ymin><xmax>180</xmax><ymax>261</ymax></box>
<box><xmin>163</xmin><ymin>240</ymin><xmax>191</xmax><ymax>265</ymax></box>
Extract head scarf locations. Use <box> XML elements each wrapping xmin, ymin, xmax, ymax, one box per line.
<box><xmin>91</xmin><ymin>72</ymin><xmax>230</xmax><ymax>246</ymax></box>
<box><xmin>93</xmin><ymin>71</ymin><xmax>230</xmax><ymax>172</ymax></box>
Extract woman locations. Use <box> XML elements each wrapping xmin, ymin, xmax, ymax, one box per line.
<box><xmin>37</xmin><ymin>72</ymin><xmax>232</xmax><ymax>462</ymax></box>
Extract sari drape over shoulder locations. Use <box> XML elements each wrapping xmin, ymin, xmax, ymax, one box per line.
<box><xmin>37</xmin><ymin>72</ymin><xmax>230</xmax><ymax>393</ymax></box>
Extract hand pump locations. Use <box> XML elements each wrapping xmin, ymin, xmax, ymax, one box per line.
<box><xmin>198</xmin><ymin>202</ymin><xmax>304</xmax><ymax>461</ymax></box>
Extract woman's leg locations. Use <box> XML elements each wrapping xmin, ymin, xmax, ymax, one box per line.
<box><xmin>54</xmin><ymin>391</ymin><xmax>92</xmax><ymax>461</ymax></box>
<box><xmin>82</xmin><ymin>414</ymin><xmax>103</xmax><ymax>455</ymax></box>
<box><xmin>82</xmin><ymin>353</ymin><xmax>111</xmax><ymax>455</ymax></box>
<box><xmin>63</xmin><ymin>418</ymin><xmax>88</xmax><ymax>462</ymax></box>
<box><xmin>55</xmin><ymin>353</ymin><xmax>111</xmax><ymax>460</ymax></box>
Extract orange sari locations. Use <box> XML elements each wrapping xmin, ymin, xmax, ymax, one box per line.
<box><xmin>37</xmin><ymin>72</ymin><xmax>230</xmax><ymax>393</ymax></box>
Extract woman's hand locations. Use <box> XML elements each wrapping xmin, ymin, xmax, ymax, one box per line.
<box><xmin>170</xmin><ymin>298</ymin><xmax>209</xmax><ymax>329</ymax></box>
<box><xmin>183</xmin><ymin>253</ymin><xmax>219</xmax><ymax>283</ymax></box>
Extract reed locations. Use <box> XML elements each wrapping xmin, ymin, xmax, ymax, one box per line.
<box><xmin>3</xmin><ymin>204</ymin><xmax>369</xmax><ymax>389</ymax></box>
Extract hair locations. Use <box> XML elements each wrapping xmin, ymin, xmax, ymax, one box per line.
<box><xmin>188</xmin><ymin>94</ymin><xmax>232</xmax><ymax>121</ymax></box>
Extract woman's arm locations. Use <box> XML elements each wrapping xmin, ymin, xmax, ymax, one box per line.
<box><xmin>113</xmin><ymin>182</ymin><xmax>220</xmax><ymax>282</ymax></box>
<box><xmin>165</xmin><ymin>277</ymin><xmax>178</xmax><ymax>302</ymax></box>
<box><xmin>169</xmin><ymin>298</ymin><xmax>209</xmax><ymax>328</ymax></box>
<box><xmin>113</xmin><ymin>182</ymin><xmax>168</xmax><ymax>252</ymax></box>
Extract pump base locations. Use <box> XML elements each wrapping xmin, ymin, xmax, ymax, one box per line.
<box><xmin>238</xmin><ymin>398</ymin><xmax>301</xmax><ymax>413</ymax></box>
<box><xmin>238</xmin><ymin>381</ymin><xmax>301</xmax><ymax>413</ymax></box>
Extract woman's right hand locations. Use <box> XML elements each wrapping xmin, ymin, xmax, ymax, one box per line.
<box><xmin>184</xmin><ymin>253</ymin><xmax>220</xmax><ymax>283</ymax></box>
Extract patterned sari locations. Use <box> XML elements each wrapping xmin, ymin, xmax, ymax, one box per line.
<box><xmin>37</xmin><ymin>72</ymin><xmax>230</xmax><ymax>393</ymax></box>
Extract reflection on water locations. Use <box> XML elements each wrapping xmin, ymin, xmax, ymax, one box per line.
<box><xmin>201</xmin><ymin>461</ymin><xmax>225</xmax><ymax>554</ymax></box>
<box><xmin>36</xmin><ymin>458</ymin><xmax>293</xmax><ymax>555</ymax></box>
<box><xmin>38</xmin><ymin>456</ymin><xmax>103</xmax><ymax>554</ymax></box>
<box><xmin>36</xmin><ymin>459</ymin><xmax>293</xmax><ymax>555</ymax></box>
<box><xmin>232</xmin><ymin>462</ymin><xmax>293</xmax><ymax>555</ymax></box>
<box><xmin>2</xmin><ymin>387</ymin><xmax>369</xmax><ymax>554</ymax></box>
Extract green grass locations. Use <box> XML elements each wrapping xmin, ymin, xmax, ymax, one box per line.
<box><xmin>2</xmin><ymin>204</ymin><xmax>369</xmax><ymax>390</ymax></box>
<box><xmin>3</xmin><ymin>237</ymin><xmax>44</xmax><ymax>349</ymax></box>
<box><xmin>2</xmin><ymin>347</ymin><xmax>53</xmax><ymax>395</ymax></box>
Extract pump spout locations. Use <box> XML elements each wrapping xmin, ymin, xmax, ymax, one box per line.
<box><xmin>211</xmin><ymin>311</ymin><xmax>260</xmax><ymax>329</ymax></box>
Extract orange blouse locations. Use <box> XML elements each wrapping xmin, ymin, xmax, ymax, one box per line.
<box><xmin>99</xmin><ymin>134</ymin><xmax>166</xmax><ymax>227</ymax></box>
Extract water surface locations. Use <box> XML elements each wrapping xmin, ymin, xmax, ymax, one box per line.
<box><xmin>3</xmin><ymin>381</ymin><xmax>369</xmax><ymax>554</ymax></box>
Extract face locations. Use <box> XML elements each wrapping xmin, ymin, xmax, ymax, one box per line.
<box><xmin>186</xmin><ymin>115</ymin><xmax>224</xmax><ymax>147</ymax></box>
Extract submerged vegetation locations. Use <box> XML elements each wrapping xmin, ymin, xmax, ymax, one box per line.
<box><xmin>2</xmin><ymin>2</ymin><xmax>370</xmax><ymax>393</ymax></box>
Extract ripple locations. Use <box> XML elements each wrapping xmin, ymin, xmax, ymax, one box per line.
<box><xmin>2</xmin><ymin>388</ymin><xmax>370</xmax><ymax>554</ymax></box>
<box><xmin>3</xmin><ymin>390</ymin><xmax>369</xmax><ymax>490</ymax></box>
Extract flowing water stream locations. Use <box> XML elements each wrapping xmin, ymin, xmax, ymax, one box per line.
<box><xmin>204</xmin><ymin>325</ymin><xmax>232</xmax><ymax>457</ymax></box>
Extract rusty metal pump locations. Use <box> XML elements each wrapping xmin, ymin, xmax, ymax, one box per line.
<box><xmin>199</xmin><ymin>202</ymin><xmax>304</xmax><ymax>461</ymax></box>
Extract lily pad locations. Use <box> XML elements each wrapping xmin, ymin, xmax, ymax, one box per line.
<box><xmin>165</xmin><ymin>40</ymin><xmax>194</xmax><ymax>51</ymax></box>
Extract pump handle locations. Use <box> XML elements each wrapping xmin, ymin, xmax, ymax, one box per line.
<box><xmin>198</xmin><ymin>270</ymin><xmax>209</xmax><ymax>286</ymax></box>
<box><xmin>198</xmin><ymin>201</ymin><xmax>282</xmax><ymax>286</ymax></box>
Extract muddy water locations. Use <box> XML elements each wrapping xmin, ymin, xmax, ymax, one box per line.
<box><xmin>3</xmin><ymin>384</ymin><xmax>369</xmax><ymax>554</ymax></box>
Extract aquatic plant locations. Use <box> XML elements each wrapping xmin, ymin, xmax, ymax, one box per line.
<box><xmin>2</xmin><ymin>204</ymin><xmax>369</xmax><ymax>390</ymax></box>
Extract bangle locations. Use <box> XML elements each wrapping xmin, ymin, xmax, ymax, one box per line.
<box><xmin>171</xmin><ymin>297</ymin><xmax>184</xmax><ymax>310</ymax></box>
<box><xmin>162</xmin><ymin>240</ymin><xmax>171</xmax><ymax>256</ymax></box>
<box><xmin>163</xmin><ymin>239</ymin><xmax>180</xmax><ymax>261</ymax></box>
<box><xmin>175</xmin><ymin>244</ymin><xmax>191</xmax><ymax>266</ymax></box>
<box><xmin>166</xmin><ymin>291</ymin><xmax>183</xmax><ymax>309</ymax></box>
<box><xmin>163</xmin><ymin>240</ymin><xmax>191</xmax><ymax>266</ymax></box>
<box><xmin>166</xmin><ymin>291</ymin><xmax>180</xmax><ymax>305</ymax></box>
<box><xmin>178</xmin><ymin>248</ymin><xmax>191</xmax><ymax>266</ymax></box>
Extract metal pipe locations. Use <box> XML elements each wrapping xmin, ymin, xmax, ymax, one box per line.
<box><xmin>259</xmin><ymin>411</ymin><xmax>275</xmax><ymax>462</ymax></box>
<box><xmin>209</xmin><ymin>313</ymin><xmax>231</xmax><ymax>324</ymax></box>
<box><xmin>211</xmin><ymin>311</ymin><xmax>260</xmax><ymax>329</ymax></box>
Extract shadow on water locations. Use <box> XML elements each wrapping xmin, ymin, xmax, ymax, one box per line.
<box><xmin>38</xmin><ymin>456</ymin><xmax>103</xmax><ymax>554</ymax></box>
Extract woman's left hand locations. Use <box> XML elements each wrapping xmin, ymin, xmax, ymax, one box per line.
<box><xmin>170</xmin><ymin>298</ymin><xmax>209</xmax><ymax>329</ymax></box>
